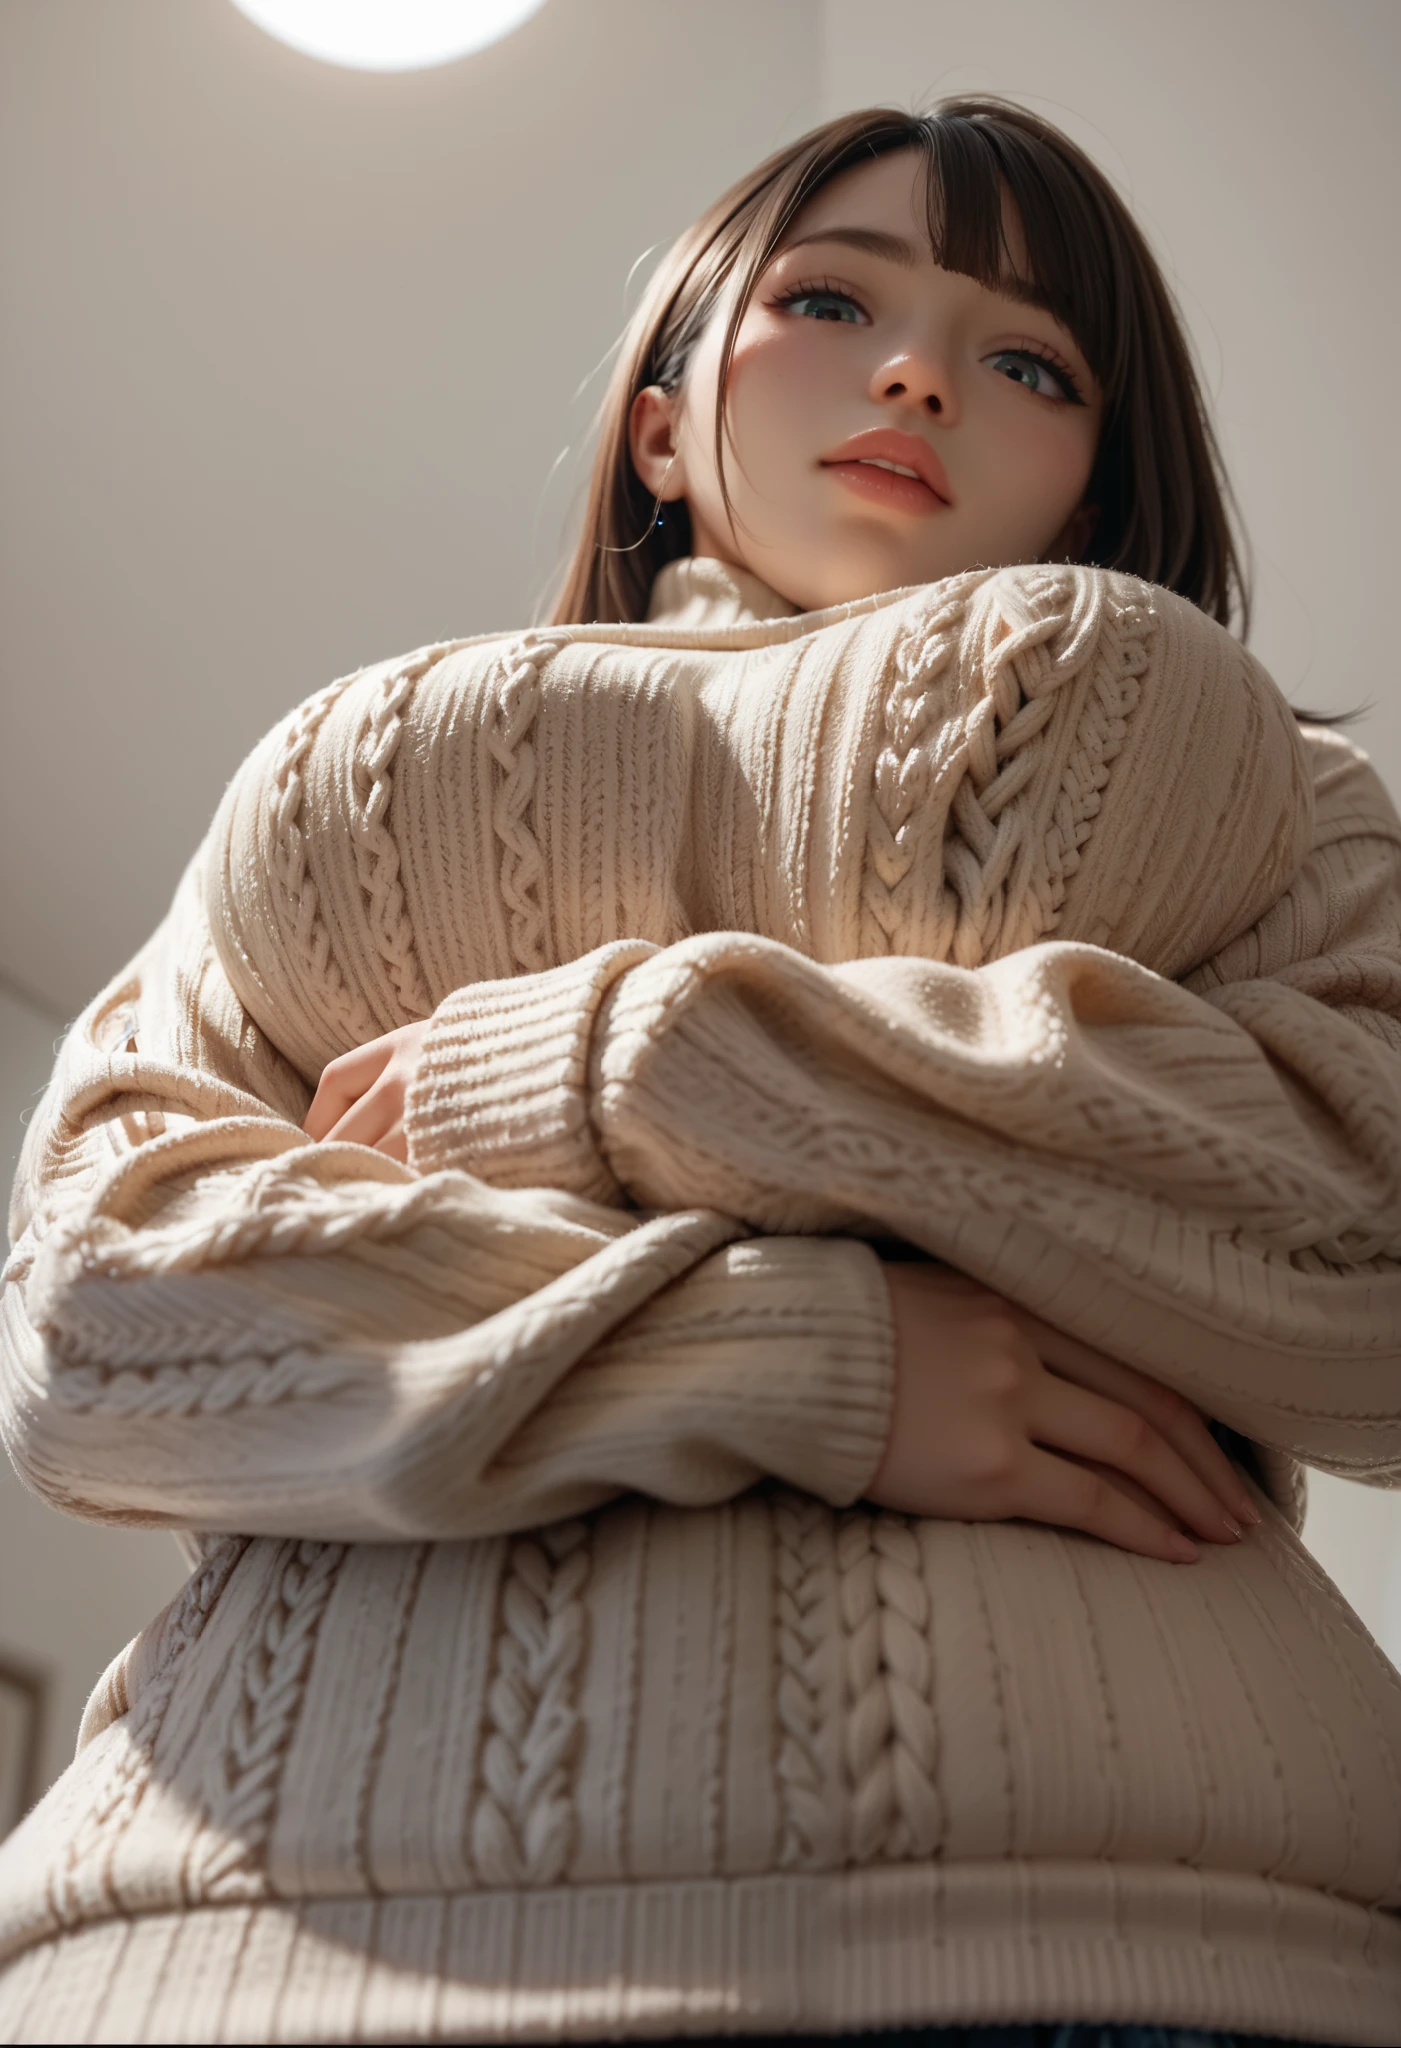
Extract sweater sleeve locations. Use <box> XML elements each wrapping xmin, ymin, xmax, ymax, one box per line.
<box><xmin>0</xmin><ymin>857</ymin><xmax>894</xmax><ymax>1541</ymax></box>
<box><xmin>416</xmin><ymin>730</ymin><xmax>1401</xmax><ymax>1491</ymax></box>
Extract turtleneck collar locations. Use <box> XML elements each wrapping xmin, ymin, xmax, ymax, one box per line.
<box><xmin>646</xmin><ymin>556</ymin><xmax>802</xmax><ymax>631</ymax></box>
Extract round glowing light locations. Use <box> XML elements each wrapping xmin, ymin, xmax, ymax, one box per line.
<box><xmin>229</xmin><ymin>0</ymin><xmax>548</xmax><ymax>72</ymax></box>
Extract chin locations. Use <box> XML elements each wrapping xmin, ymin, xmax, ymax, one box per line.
<box><xmin>830</xmin><ymin>526</ymin><xmax>1000</xmax><ymax>604</ymax></box>
<box><xmin>800</xmin><ymin>554</ymin><xmax>942</xmax><ymax>610</ymax></box>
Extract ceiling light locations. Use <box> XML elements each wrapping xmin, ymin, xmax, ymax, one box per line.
<box><xmin>228</xmin><ymin>0</ymin><xmax>548</xmax><ymax>72</ymax></box>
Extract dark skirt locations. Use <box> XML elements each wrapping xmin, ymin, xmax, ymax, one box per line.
<box><xmin>626</xmin><ymin>2030</ymin><xmax>1335</xmax><ymax>2048</ymax></box>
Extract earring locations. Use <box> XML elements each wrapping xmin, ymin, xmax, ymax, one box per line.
<box><xmin>653</xmin><ymin>453</ymin><xmax>676</xmax><ymax>533</ymax></box>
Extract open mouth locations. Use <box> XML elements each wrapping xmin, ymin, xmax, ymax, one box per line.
<box><xmin>819</xmin><ymin>431</ymin><xmax>953</xmax><ymax>515</ymax></box>
<box><xmin>821</xmin><ymin>457</ymin><xmax>947</xmax><ymax>515</ymax></box>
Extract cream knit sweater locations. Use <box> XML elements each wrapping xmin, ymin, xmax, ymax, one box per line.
<box><xmin>1</xmin><ymin>558</ymin><xmax>1400</xmax><ymax>2045</ymax></box>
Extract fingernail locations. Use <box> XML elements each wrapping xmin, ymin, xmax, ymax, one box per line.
<box><xmin>1169</xmin><ymin>1534</ymin><xmax>1199</xmax><ymax>1563</ymax></box>
<box><xmin>1239</xmin><ymin>1500</ymin><xmax>1262</xmax><ymax>1525</ymax></box>
<box><xmin>1219</xmin><ymin>1514</ymin><xmax>1243</xmax><ymax>1541</ymax></box>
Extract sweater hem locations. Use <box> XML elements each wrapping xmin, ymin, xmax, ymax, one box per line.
<box><xmin>1</xmin><ymin>1861</ymin><xmax>1395</xmax><ymax>2045</ymax></box>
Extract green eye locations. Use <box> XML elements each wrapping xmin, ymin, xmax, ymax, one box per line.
<box><xmin>782</xmin><ymin>289</ymin><xmax>864</xmax><ymax>324</ymax></box>
<box><xmin>985</xmin><ymin>348</ymin><xmax>1075</xmax><ymax>401</ymax></box>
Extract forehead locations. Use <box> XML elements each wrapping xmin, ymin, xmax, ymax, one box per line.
<box><xmin>788</xmin><ymin>149</ymin><xmax>930</xmax><ymax>238</ymax></box>
<box><xmin>780</xmin><ymin>146</ymin><xmax>1034</xmax><ymax>285</ymax></box>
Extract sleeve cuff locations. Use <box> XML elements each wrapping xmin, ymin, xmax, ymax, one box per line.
<box><xmin>703</xmin><ymin>1235</ymin><xmax>896</xmax><ymax>1507</ymax></box>
<box><xmin>404</xmin><ymin>941</ymin><xmax>658</xmax><ymax>1201</ymax></box>
<box><xmin>507</xmin><ymin>1234</ymin><xmax>897</xmax><ymax>1511</ymax></box>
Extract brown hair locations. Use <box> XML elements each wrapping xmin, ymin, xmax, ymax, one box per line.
<box><xmin>550</xmin><ymin>97</ymin><xmax>1250</xmax><ymax>639</ymax></box>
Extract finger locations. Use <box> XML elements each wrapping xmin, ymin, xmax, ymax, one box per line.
<box><xmin>1019</xmin><ymin>1445</ymin><xmax>1200</xmax><ymax>1564</ymax></box>
<box><xmin>323</xmin><ymin>1081</ymin><xmax>396</xmax><ymax>1151</ymax></box>
<box><xmin>304</xmin><ymin>1042</ymin><xmax>394</xmax><ymax>1141</ymax></box>
<box><xmin>373</xmin><ymin>1119</ymin><xmax>408</xmax><ymax>1164</ymax></box>
<box><xmin>1028</xmin><ymin>1371</ymin><xmax>1246</xmax><ymax>1546</ymax></box>
<box><xmin>1061</xmin><ymin>1455</ymin><xmax>1185</xmax><ymax>1533</ymax></box>
<box><xmin>1022</xmin><ymin>1312</ymin><xmax>1259</xmax><ymax>1526</ymax></box>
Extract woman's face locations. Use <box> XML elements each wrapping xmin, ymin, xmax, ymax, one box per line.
<box><xmin>630</xmin><ymin>149</ymin><xmax>1104</xmax><ymax>612</ymax></box>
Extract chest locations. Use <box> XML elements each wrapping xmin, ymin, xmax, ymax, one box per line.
<box><xmin>370</xmin><ymin>622</ymin><xmax>940</xmax><ymax>996</ymax></box>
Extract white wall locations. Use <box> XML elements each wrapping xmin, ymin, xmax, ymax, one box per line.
<box><xmin>1</xmin><ymin>0</ymin><xmax>1399</xmax><ymax>1823</ymax></box>
<box><xmin>0</xmin><ymin>0</ymin><xmax>819</xmax><ymax>1019</ymax></box>
<box><xmin>0</xmin><ymin>983</ymin><xmax>189</xmax><ymax>1806</ymax></box>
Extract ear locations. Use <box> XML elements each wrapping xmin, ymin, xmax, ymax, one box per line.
<box><xmin>1045</xmin><ymin>501</ymin><xmax>1100</xmax><ymax>563</ymax></box>
<box><xmin>628</xmin><ymin>385</ymin><xmax>690</xmax><ymax>500</ymax></box>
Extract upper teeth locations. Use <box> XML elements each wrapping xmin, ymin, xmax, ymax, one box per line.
<box><xmin>860</xmin><ymin>458</ymin><xmax>920</xmax><ymax>479</ymax></box>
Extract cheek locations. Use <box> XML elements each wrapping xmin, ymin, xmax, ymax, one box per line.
<box><xmin>721</xmin><ymin>322</ymin><xmax>846</xmax><ymax>477</ymax></box>
<box><xmin>982</xmin><ymin>396</ymin><xmax>1098</xmax><ymax>513</ymax></box>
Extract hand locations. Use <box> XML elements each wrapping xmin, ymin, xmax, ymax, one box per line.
<box><xmin>302</xmin><ymin>1021</ymin><xmax>430</xmax><ymax>1163</ymax></box>
<box><xmin>870</xmin><ymin>1263</ymin><xmax>1262</xmax><ymax>1564</ymax></box>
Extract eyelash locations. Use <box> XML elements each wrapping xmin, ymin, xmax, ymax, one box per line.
<box><xmin>769</xmin><ymin>275</ymin><xmax>869</xmax><ymax>320</ymax></box>
<box><xmin>768</xmin><ymin>279</ymin><xmax>1086</xmax><ymax>404</ymax></box>
<box><xmin>996</xmin><ymin>340</ymin><xmax>1085</xmax><ymax>405</ymax></box>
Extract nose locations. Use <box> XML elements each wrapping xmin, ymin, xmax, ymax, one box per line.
<box><xmin>869</xmin><ymin>338</ymin><xmax>958</xmax><ymax>422</ymax></box>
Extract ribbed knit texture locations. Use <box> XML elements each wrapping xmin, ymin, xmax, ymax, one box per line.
<box><xmin>1</xmin><ymin>559</ymin><xmax>1399</xmax><ymax>2043</ymax></box>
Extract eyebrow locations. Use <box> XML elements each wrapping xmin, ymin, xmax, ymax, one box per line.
<box><xmin>782</xmin><ymin>225</ymin><xmax>919</xmax><ymax>268</ymax></box>
<box><xmin>777</xmin><ymin>224</ymin><xmax>1055</xmax><ymax>314</ymax></box>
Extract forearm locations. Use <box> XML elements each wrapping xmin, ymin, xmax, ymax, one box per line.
<box><xmin>3</xmin><ymin>882</ymin><xmax>894</xmax><ymax>1540</ymax></box>
<box><xmin>415</xmin><ymin>926</ymin><xmax>1400</xmax><ymax>1478</ymax></box>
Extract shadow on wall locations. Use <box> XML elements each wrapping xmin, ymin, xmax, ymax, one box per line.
<box><xmin>0</xmin><ymin>1653</ymin><xmax>45</xmax><ymax>1838</ymax></box>
<box><xmin>0</xmin><ymin>981</ymin><xmax>191</xmax><ymax>1821</ymax></box>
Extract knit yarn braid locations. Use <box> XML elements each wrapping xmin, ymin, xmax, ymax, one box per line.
<box><xmin>856</xmin><ymin>566</ymin><xmax>1153</xmax><ymax>971</ymax></box>
<box><xmin>471</xmin><ymin>1518</ymin><xmax>592</xmax><ymax>1886</ymax></box>
<box><xmin>837</xmin><ymin>1509</ymin><xmax>941</xmax><ymax>1865</ymax></box>
<box><xmin>196</xmin><ymin>1540</ymin><xmax>348</xmax><ymax>1903</ymax></box>
<box><xmin>271</xmin><ymin>667</ymin><xmax>382</xmax><ymax>1051</ymax></box>
<box><xmin>489</xmin><ymin>634</ymin><xmax>569</xmax><ymax>975</ymax></box>
<box><xmin>773</xmin><ymin>1488</ymin><xmax>842</xmax><ymax>1872</ymax></box>
<box><xmin>351</xmin><ymin>664</ymin><xmax>434</xmax><ymax>1021</ymax></box>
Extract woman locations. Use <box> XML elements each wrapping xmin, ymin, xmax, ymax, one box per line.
<box><xmin>0</xmin><ymin>100</ymin><xmax>1397</xmax><ymax>2047</ymax></box>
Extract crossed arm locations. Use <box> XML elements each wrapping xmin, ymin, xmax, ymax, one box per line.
<box><xmin>301</xmin><ymin>1014</ymin><xmax>1260</xmax><ymax>1563</ymax></box>
<box><xmin>6</xmin><ymin>729</ymin><xmax>1399</xmax><ymax>1552</ymax></box>
<box><xmin>301</xmin><ymin>747</ymin><xmax>1401</xmax><ymax>1559</ymax></box>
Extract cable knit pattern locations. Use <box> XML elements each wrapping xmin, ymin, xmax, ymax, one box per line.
<box><xmin>858</xmin><ymin>567</ymin><xmax>1148</xmax><ymax>966</ymax></box>
<box><xmin>471</xmin><ymin>1518</ymin><xmax>592</xmax><ymax>1886</ymax></box>
<box><xmin>861</xmin><ymin>579</ymin><xmax>968</xmax><ymax>954</ymax></box>
<box><xmin>2</xmin><ymin>559</ymin><xmax>1401</xmax><ymax>2044</ymax></box>
<box><xmin>772</xmin><ymin>1488</ymin><xmax>842</xmax><ymax>1872</ymax></box>
<box><xmin>195</xmin><ymin>1539</ymin><xmax>347</xmax><ymax>1902</ymax></box>
<box><xmin>837</xmin><ymin>1510</ymin><xmax>941</xmax><ymax>1865</ymax></box>
<box><xmin>489</xmin><ymin>633</ymin><xmax>568</xmax><ymax>974</ymax></box>
<box><xmin>270</xmin><ymin>666</ymin><xmax>383</xmax><ymax>1051</ymax></box>
<box><xmin>350</xmin><ymin>659</ymin><xmax>435</xmax><ymax>1021</ymax></box>
<box><xmin>1031</xmin><ymin>577</ymin><xmax>1147</xmax><ymax>932</ymax></box>
<box><xmin>961</xmin><ymin>565</ymin><xmax>1147</xmax><ymax>958</ymax></box>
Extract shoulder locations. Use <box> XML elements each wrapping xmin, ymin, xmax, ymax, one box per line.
<box><xmin>200</xmin><ymin>637</ymin><xmax>506</xmax><ymax>1078</ymax></box>
<box><xmin>1294</xmin><ymin>720</ymin><xmax>1401</xmax><ymax>853</ymax></box>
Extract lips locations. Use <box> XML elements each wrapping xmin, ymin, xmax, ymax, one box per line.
<box><xmin>820</xmin><ymin>429</ymin><xmax>953</xmax><ymax>514</ymax></box>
